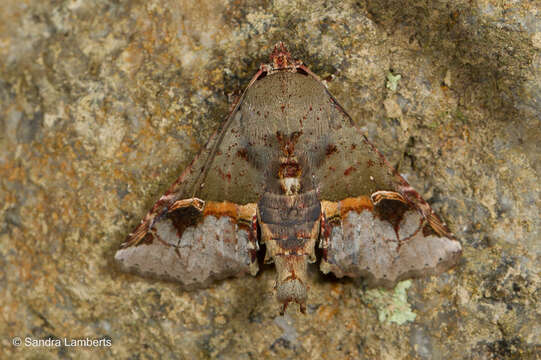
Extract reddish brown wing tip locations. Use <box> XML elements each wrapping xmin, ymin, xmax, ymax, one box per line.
<box><xmin>426</xmin><ymin>212</ymin><xmax>455</xmax><ymax>239</ymax></box>
<box><xmin>120</xmin><ymin>221</ymin><xmax>149</xmax><ymax>248</ymax></box>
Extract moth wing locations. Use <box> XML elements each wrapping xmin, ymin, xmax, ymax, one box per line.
<box><xmin>320</xmin><ymin>198</ymin><xmax>462</xmax><ymax>287</ymax></box>
<box><xmin>316</xmin><ymin>91</ymin><xmax>461</xmax><ymax>287</ymax></box>
<box><xmin>164</xmin><ymin>99</ymin><xmax>266</xmax><ymax>204</ymax></box>
<box><xmin>115</xmin><ymin>87</ymin><xmax>265</xmax><ymax>287</ymax></box>
<box><xmin>115</xmin><ymin>201</ymin><xmax>259</xmax><ymax>288</ymax></box>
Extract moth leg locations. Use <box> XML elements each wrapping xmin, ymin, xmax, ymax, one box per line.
<box><xmin>169</xmin><ymin>197</ymin><xmax>205</xmax><ymax>212</ymax></box>
<box><xmin>370</xmin><ymin>190</ymin><xmax>408</xmax><ymax>205</ymax></box>
<box><xmin>319</xmin><ymin>201</ymin><xmax>340</xmax><ymax>255</ymax></box>
<box><xmin>240</xmin><ymin>208</ymin><xmax>260</xmax><ymax>275</ymax></box>
<box><xmin>424</xmin><ymin>212</ymin><xmax>452</xmax><ymax>238</ymax></box>
<box><xmin>122</xmin><ymin>222</ymin><xmax>152</xmax><ymax>249</ymax></box>
<box><xmin>249</xmin><ymin>214</ymin><xmax>259</xmax><ymax>249</ymax></box>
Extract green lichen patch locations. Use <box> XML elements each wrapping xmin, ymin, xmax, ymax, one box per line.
<box><xmin>386</xmin><ymin>72</ymin><xmax>402</xmax><ymax>92</ymax></box>
<box><xmin>361</xmin><ymin>280</ymin><xmax>416</xmax><ymax>325</ymax></box>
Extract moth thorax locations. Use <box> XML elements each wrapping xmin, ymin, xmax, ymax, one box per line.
<box><xmin>280</xmin><ymin>177</ymin><xmax>300</xmax><ymax>195</ymax></box>
<box><xmin>278</xmin><ymin>157</ymin><xmax>301</xmax><ymax>195</ymax></box>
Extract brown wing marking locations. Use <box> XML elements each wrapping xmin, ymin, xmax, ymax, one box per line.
<box><xmin>115</xmin><ymin>200</ymin><xmax>259</xmax><ymax>288</ymax></box>
<box><xmin>319</xmin><ymin>194</ymin><xmax>462</xmax><ymax>288</ymax></box>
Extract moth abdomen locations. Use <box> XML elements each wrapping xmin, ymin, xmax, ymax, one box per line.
<box><xmin>259</xmin><ymin>201</ymin><xmax>320</xmax><ymax>225</ymax></box>
<box><xmin>258</xmin><ymin>189</ymin><xmax>321</xmax><ymax>312</ymax></box>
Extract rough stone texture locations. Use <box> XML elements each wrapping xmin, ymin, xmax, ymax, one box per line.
<box><xmin>0</xmin><ymin>0</ymin><xmax>539</xmax><ymax>359</ymax></box>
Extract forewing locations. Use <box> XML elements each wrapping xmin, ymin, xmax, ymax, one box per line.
<box><xmin>316</xmin><ymin>91</ymin><xmax>461</xmax><ymax>287</ymax></box>
<box><xmin>163</xmin><ymin>104</ymin><xmax>265</xmax><ymax>204</ymax></box>
<box><xmin>116</xmin><ymin>85</ymin><xmax>265</xmax><ymax>286</ymax></box>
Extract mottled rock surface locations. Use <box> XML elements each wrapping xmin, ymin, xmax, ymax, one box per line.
<box><xmin>1</xmin><ymin>0</ymin><xmax>539</xmax><ymax>359</ymax></box>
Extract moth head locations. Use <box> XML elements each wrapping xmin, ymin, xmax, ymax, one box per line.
<box><xmin>270</xmin><ymin>42</ymin><xmax>293</xmax><ymax>70</ymax></box>
<box><xmin>262</xmin><ymin>42</ymin><xmax>302</xmax><ymax>74</ymax></box>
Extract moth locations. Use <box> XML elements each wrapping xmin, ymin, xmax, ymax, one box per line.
<box><xmin>115</xmin><ymin>43</ymin><xmax>462</xmax><ymax>314</ymax></box>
